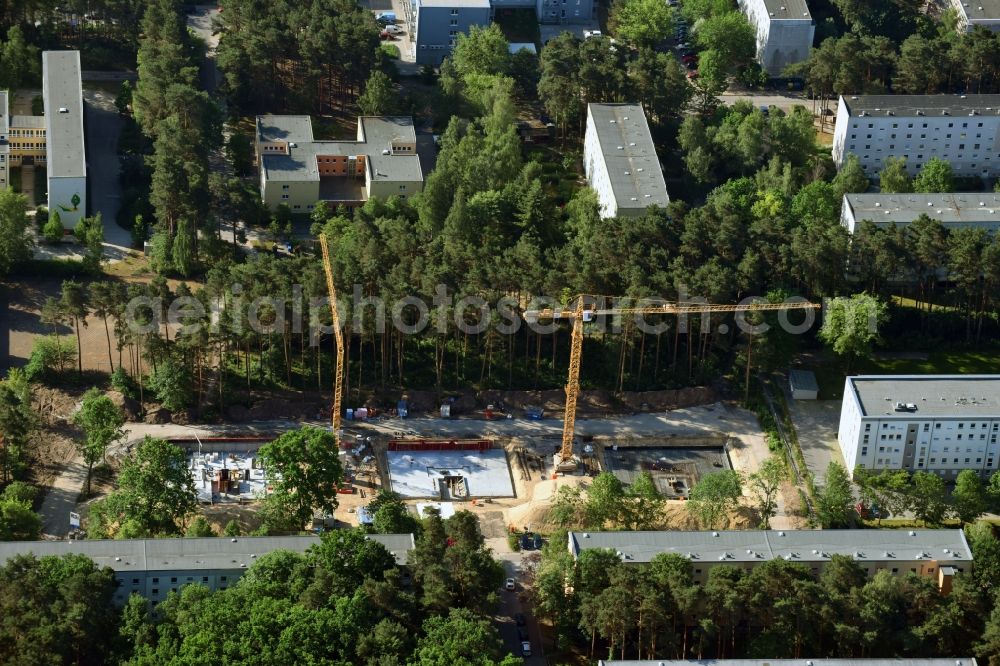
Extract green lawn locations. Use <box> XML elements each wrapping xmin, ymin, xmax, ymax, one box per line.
<box><xmin>814</xmin><ymin>348</ymin><xmax>1000</xmax><ymax>400</ymax></box>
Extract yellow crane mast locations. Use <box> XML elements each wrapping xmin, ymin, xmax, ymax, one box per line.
<box><xmin>318</xmin><ymin>233</ymin><xmax>345</xmax><ymax>434</ymax></box>
<box><xmin>525</xmin><ymin>297</ymin><xmax>821</xmax><ymax>467</ymax></box>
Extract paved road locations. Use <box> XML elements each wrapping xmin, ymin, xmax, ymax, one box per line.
<box><xmin>119</xmin><ymin>404</ymin><xmax>744</xmax><ymax>443</ymax></box>
<box><xmin>82</xmin><ymin>71</ymin><xmax>137</xmax><ymax>82</ymax></box>
<box><xmin>39</xmin><ymin>455</ymin><xmax>87</xmax><ymax>538</ymax></box>
<box><xmin>83</xmin><ymin>88</ymin><xmax>131</xmax><ymax>258</ymax></box>
<box><xmin>487</xmin><ymin>537</ymin><xmax>545</xmax><ymax>665</ymax></box>
<box><xmin>186</xmin><ymin>6</ymin><xmax>221</xmax><ymax>94</ymax></box>
<box><xmin>720</xmin><ymin>90</ymin><xmax>820</xmax><ymax>115</ymax></box>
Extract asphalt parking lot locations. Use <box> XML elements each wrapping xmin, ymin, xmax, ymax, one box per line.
<box><xmin>786</xmin><ymin>397</ymin><xmax>846</xmax><ymax>485</ymax></box>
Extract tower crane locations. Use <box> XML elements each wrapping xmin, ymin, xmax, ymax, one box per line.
<box><xmin>318</xmin><ymin>233</ymin><xmax>345</xmax><ymax>435</ymax></box>
<box><xmin>523</xmin><ymin>297</ymin><xmax>821</xmax><ymax>469</ymax></box>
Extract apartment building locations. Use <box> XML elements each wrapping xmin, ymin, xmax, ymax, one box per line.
<box><xmin>568</xmin><ymin>529</ymin><xmax>971</xmax><ymax>590</ymax></box>
<box><xmin>255</xmin><ymin>114</ymin><xmax>423</xmax><ymax>212</ymax></box>
<box><xmin>832</xmin><ymin>94</ymin><xmax>1000</xmax><ymax>180</ymax></box>
<box><xmin>949</xmin><ymin>0</ymin><xmax>1000</xmax><ymax>31</ymax></box>
<box><xmin>0</xmin><ymin>534</ymin><xmax>416</xmax><ymax>606</ymax></box>
<box><xmin>841</xmin><ymin>193</ymin><xmax>1000</xmax><ymax>234</ymax></box>
<box><xmin>597</xmin><ymin>657</ymin><xmax>978</xmax><ymax>666</ymax></box>
<box><xmin>737</xmin><ymin>0</ymin><xmax>815</xmax><ymax>76</ymax></box>
<box><xmin>413</xmin><ymin>0</ymin><xmax>491</xmax><ymax>66</ymax></box>
<box><xmin>583</xmin><ymin>103</ymin><xmax>669</xmax><ymax>219</ymax></box>
<box><xmin>838</xmin><ymin>375</ymin><xmax>1000</xmax><ymax>479</ymax></box>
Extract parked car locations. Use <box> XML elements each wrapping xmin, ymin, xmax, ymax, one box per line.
<box><xmin>687</xmin><ymin>70</ymin><xmax>699</xmax><ymax>79</ymax></box>
<box><xmin>520</xmin><ymin>532</ymin><xmax>534</xmax><ymax>550</ymax></box>
<box><xmin>517</xmin><ymin>627</ymin><xmax>529</xmax><ymax>641</ymax></box>
<box><xmin>514</xmin><ymin>612</ymin><xmax>526</xmax><ymax>626</ymax></box>
<box><xmin>583</xmin><ymin>29</ymin><xmax>602</xmax><ymax>39</ymax></box>
<box><xmin>505</xmin><ymin>577</ymin><xmax>516</xmax><ymax>591</ymax></box>
<box><xmin>521</xmin><ymin>641</ymin><xmax>532</xmax><ymax>657</ymax></box>
<box><xmin>532</xmin><ymin>533</ymin><xmax>543</xmax><ymax>549</ymax></box>
<box><xmin>375</xmin><ymin>11</ymin><xmax>396</xmax><ymax>23</ymax></box>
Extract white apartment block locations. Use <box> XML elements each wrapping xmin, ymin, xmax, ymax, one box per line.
<box><xmin>583</xmin><ymin>103</ymin><xmax>669</xmax><ymax>219</ymax></box>
<box><xmin>838</xmin><ymin>375</ymin><xmax>1000</xmax><ymax>479</ymax></box>
<box><xmin>841</xmin><ymin>193</ymin><xmax>1000</xmax><ymax>234</ymax></box>
<box><xmin>832</xmin><ymin>94</ymin><xmax>1000</xmax><ymax>180</ymax></box>
<box><xmin>737</xmin><ymin>0</ymin><xmax>815</xmax><ymax>76</ymax></box>
<box><xmin>949</xmin><ymin>0</ymin><xmax>1000</xmax><ymax>31</ymax></box>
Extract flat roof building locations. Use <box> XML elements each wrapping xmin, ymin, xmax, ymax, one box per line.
<box><xmin>255</xmin><ymin>115</ymin><xmax>423</xmax><ymax>212</ymax></box>
<box><xmin>842</xmin><ymin>193</ymin><xmax>1000</xmax><ymax>234</ymax></box>
<box><xmin>738</xmin><ymin>0</ymin><xmax>815</xmax><ymax>76</ymax></box>
<box><xmin>949</xmin><ymin>0</ymin><xmax>1000</xmax><ymax>31</ymax></box>
<box><xmin>42</xmin><ymin>50</ymin><xmax>87</xmax><ymax>228</ymax></box>
<box><xmin>412</xmin><ymin>0</ymin><xmax>491</xmax><ymax>66</ymax></box>
<box><xmin>568</xmin><ymin>529</ymin><xmax>971</xmax><ymax>589</ymax></box>
<box><xmin>832</xmin><ymin>94</ymin><xmax>1000</xmax><ymax>180</ymax></box>
<box><xmin>0</xmin><ymin>51</ymin><xmax>86</xmax><ymax>231</ymax></box>
<box><xmin>583</xmin><ymin>103</ymin><xmax>669</xmax><ymax>219</ymax></box>
<box><xmin>0</xmin><ymin>534</ymin><xmax>416</xmax><ymax>606</ymax></box>
<box><xmin>838</xmin><ymin>375</ymin><xmax>1000</xmax><ymax>478</ymax></box>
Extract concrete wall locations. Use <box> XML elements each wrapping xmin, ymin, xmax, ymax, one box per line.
<box><xmin>48</xmin><ymin>175</ymin><xmax>86</xmax><ymax>228</ymax></box>
<box><xmin>838</xmin><ymin>378</ymin><xmax>864</xmax><ymax>477</ymax></box>
<box><xmin>759</xmin><ymin>19</ymin><xmax>814</xmax><ymax>76</ymax></box>
<box><xmin>831</xmin><ymin>96</ymin><xmax>850</xmax><ymax>168</ymax></box>
<box><xmin>262</xmin><ymin>177</ymin><xmax>319</xmax><ymax>211</ymax></box>
<box><xmin>414</xmin><ymin>5</ymin><xmax>491</xmax><ymax>66</ymax></box>
<box><xmin>537</xmin><ymin>0</ymin><xmax>594</xmax><ymax>24</ymax></box>
<box><xmin>582</xmin><ymin>108</ymin><xmax>617</xmax><ymax>219</ymax></box>
<box><xmin>368</xmin><ymin>177</ymin><xmax>422</xmax><ymax>201</ymax></box>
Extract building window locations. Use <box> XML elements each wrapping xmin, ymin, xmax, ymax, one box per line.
<box><xmin>281</xmin><ymin>194</ymin><xmax>289</xmax><ymax>199</ymax></box>
<box><xmin>152</xmin><ymin>578</ymin><xmax>159</xmax><ymax>583</ymax></box>
<box><xmin>202</xmin><ymin>577</ymin><xmax>209</xmax><ymax>582</ymax></box>
<box><xmin>171</xmin><ymin>577</ymin><xmax>177</xmax><ymax>583</ymax></box>
<box><xmin>450</xmin><ymin>19</ymin><xmax>457</xmax><ymax>25</ymax></box>
<box><xmin>152</xmin><ymin>589</ymin><xmax>159</xmax><ymax>595</ymax></box>
<box><xmin>132</xmin><ymin>578</ymin><xmax>139</xmax><ymax>585</ymax></box>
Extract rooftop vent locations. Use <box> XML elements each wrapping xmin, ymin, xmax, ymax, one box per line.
<box><xmin>778</xmin><ymin>531</ymin><xmax>785</xmax><ymax>536</ymax></box>
<box><xmin>58</xmin><ymin>107</ymin><xmax>68</xmax><ymax>113</ymax></box>
<box><xmin>624</xmin><ymin>171</ymin><xmax>630</xmax><ymax>175</ymax></box>
<box><xmin>382</xmin><ymin>149</ymin><xmax>390</xmax><ymax>155</ymax></box>
<box><xmin>231</xmin><ymin>538</ymin><xmax>238</xmax><ymax>543</ymax></box>
<box><xmin>609</xmin><ymin>119</ymin><xmax>616</xmax><ymax>124</ymax></box>
<box><xmin>617</xmin><ymin>145</ymin><xmax>623</xmax><ymax>150</ymax></box>
<box><xmin>583</xmin><ymin>532</ymin><xmax>590</xmax><ymax>538</ymax></box>
<box><xmin>289</xmin><ymin>142</ymin><xmax>296</xmax><ymax>148</ymax></box>
<box><xmin>910</xmin><ymin>531</ymin><xmax>917</xmax><ymax>536</ymax></box>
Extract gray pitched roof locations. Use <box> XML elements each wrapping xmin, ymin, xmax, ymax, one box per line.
<box><xmin>848</xmin><ymin>375</ymin><xmax>1000</xmax><ymax>417</ymax></box>
<box><xmin>844</xmin><ymin>193</ymin><xmax>1000</xmax><ymax>228</ymax></box>
<box><xmin>568</xmin><ymin>529</ymin><xmax>972</xmax><ymax>564</ymax></box>
<box><xmin>587</xmin><ymin>103</ymin><xmax>669</xmax><ymax>211</ymax></box>
<box><xmin>0</xmin><ymin>534</ymin><xmax>417</xmax><ymax>571</ymax></box>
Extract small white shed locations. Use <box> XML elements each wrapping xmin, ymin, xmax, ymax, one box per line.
<box><xmin>789</xmin><ymin>369</ymin><xmax>819</xmax><ymax>400</ymax></box>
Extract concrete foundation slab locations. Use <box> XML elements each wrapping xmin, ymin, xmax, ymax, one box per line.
<box><xmin>388</xmin><ymin>449</ymin><xmax>515</xmax><ymax>498</ymax></box>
